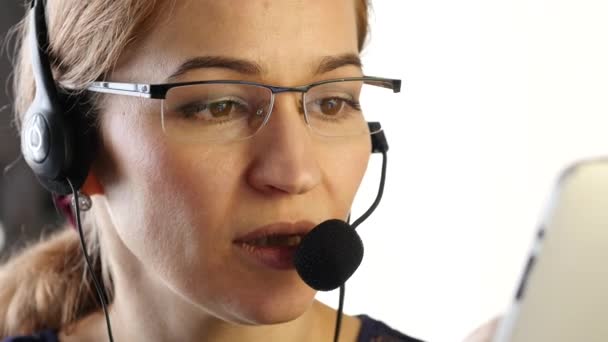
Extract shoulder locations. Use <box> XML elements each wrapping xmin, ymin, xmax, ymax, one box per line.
<box><xmin>1</xmin><ymin>330</ymin><xmax>59</xmax><ymax>342</ymax></box>
<box><xmin>357</xmin><ymin>314</ymin><xmax>425</xmax><ymax>342</ymax></box>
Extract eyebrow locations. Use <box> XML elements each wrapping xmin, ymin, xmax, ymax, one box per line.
<box><xmin>315</xmin><ymin>53</ymin><xmax>363</xmax><ymax>75</ymax></box>
<box><xmin>166</xmin><ymin>53</ymin><xmax>363</xmax><ymax>82</ymax></box>
<box><xmin>167</xmin><ymin>56</ymin><xmax>264</xmax><ymax>81</ymax></box>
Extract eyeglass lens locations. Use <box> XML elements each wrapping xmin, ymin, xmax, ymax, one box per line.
<box><xmin>161</xmin><ymin>80</ymin><xmax>393</xmax><ymax>143</ymax></box>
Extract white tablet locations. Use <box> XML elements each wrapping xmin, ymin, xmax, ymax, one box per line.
<box><xmin>494</xmin><ymin>158</ymin><xmax>608</xmax><ymax>342</ymax></box>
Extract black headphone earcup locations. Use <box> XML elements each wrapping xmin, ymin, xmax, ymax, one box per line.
<box><xmin>34</xmin><ymin>95</ymin><xmax>98</xmax><ymax>195</ymax></box>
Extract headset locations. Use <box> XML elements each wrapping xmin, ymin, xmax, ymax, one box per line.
<box><xmin>21</xmin><ymin>0</ymin><xmax>96</xmax><ymax>196</ymax></box>
<box><xmin>21</xmin><ymin>0</ymin><xmax>390</xmax><ymax>341</ymax></box>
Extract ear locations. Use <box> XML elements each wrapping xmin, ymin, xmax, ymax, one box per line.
<box><xmin>81</xmin><ymin>171</ymin><xmax>104</xmax><ymax>196</ymax></box>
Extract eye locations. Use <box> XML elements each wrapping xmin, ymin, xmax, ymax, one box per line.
<box><xmin>319</xmin><ymin>98</ymin><xmax>344</xmax><ymax>116</ymax></box>
<box><xmin>308</xmin><ymin>96</ymin><xmax>361</xmax><ymax>118</ymax></box>
<box><xmin>177</xmin><ymin>98</ymin><xmax>249</xmax><ymax>121</ymax></box>
<box><xmin>209</xmin><ymin>101</ymin><xmax>235</xmax><ymax>117</ymax></box>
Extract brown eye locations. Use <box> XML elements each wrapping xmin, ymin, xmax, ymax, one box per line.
<box><xmin>210</xmin><ymin>101</ymin><xmax>233</xmax><ymax>117</ymax></box>
<box><xmin>319</xmin><ymin>98</ymin><xmax>344</xmax><ymax>116</ymax></box>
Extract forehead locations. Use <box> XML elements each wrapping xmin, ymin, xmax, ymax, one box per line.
<box><xmin>113</xmin><ymin>0</ymin><xmax>360</xmax><ymax>83</ymax></box>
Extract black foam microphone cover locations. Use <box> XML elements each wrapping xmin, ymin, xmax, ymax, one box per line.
<box><xmin>294</xmin><ymin>219</ymin><xmax>364</xmax><ymax>291</ymax></box>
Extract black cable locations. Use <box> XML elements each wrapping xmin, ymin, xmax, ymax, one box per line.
<box><xmin>67</xmin><ymin>179</ymin><xmax>115</xmax><ymax>342</ymax></box>
<box><xmin>332</xmin><ymin>213</ymin><xmax>351</xmax><ymax>342</ymax></box>
<box><xmin>351</xmin><ymin>151</ymin><xmax>387</xmax><ymax>230</ymax></box>
<box><xmin>333</xmin><ymin>150</ymin><xmax>388</xmax><ymax>341</ymax></box>
<box><xmin>333</xmin><ymin>285</ymin><xmax>346</xmax><ymax>342</ymax></box>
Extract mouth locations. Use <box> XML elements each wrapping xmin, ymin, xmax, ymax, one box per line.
<box><xmin>236</xmin><ymin>234</ymin><xmax>304</xmax><ymax>247</ymax></box>
<box><xmin>233</xmin><ymin>221</ymin><xmax>314</xmax><ymax>270</ymax></box>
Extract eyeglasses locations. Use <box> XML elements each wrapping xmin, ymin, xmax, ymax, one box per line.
<box><xmin>87</xmin><ymin>76</ymin><xmax>401</xmax><ymax>143</ymax></box>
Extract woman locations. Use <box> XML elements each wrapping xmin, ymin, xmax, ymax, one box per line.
<box><xmin>1</xmin><ymin>0</ymin><xmax>494</xmax><ymax>341</ymax></box>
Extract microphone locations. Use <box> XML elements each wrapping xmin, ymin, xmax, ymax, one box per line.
<box><xmin>293</xmin><ymin>219</ymin><xmax>364</xmax><ymax>291</ymax></box>
<box><xmin>294</xmin><ymin>122</ymin><xmax>389</xmax><ymax>292</ymax></box>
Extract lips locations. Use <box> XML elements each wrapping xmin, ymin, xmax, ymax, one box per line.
<box><xmin>233</xmin><ymin>221</ymin><xmax>316</xmax><ymax>270</ymax></box>
<box><xmin>233</xmin><ymin>221</ymin><xmax>315</xmax><ymax>244</ymax></box>
<box><xmin>242</xmin><ymin>234</ymin><xmax>303</xmax><ymax>247</ymax></box>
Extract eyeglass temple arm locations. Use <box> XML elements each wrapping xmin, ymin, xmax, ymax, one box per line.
<box><xmin>87</xmin><ymin>81</ymin><xmax>153</xmax><ymax>98</ymax></box>
<box><xmin>364</xmin><ymin>78</ymin><xmax>401</xmax><ymax>93</ymax></box>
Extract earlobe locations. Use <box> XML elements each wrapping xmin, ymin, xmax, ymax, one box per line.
<box><xmin>81</xmin><ymin>171</ymin><xmax>104</xmax><ymax>196</ymax></box>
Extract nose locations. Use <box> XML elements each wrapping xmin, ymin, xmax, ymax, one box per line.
<box><xmin>246</xmin><ymin>95</ymin><xmax>321</xmax><ymax>195</ymax></box>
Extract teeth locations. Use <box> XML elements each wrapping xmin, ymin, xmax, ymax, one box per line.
<box><xmin>249</xmin><ymin>235</ymin><xmax>302</xmax><ymax>247</ymax></box>
<box><xmin>284</xmin><ymin>235</ymin><xmax>302</xmax><ymax>246</ymax></box>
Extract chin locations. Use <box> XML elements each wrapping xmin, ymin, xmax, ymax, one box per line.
<box><xmin>227</xmin><ymin>283</ymin><xmax>317</xmax><ymax>325</ymax></box>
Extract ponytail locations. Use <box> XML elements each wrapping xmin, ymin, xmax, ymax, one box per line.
<box><xmin>0</xmin><ymin>228</ymin><xmax>102</xmax><ymax>337</ymax></box>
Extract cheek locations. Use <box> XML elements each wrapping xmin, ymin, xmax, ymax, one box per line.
<box><xmin>97</xmin><ymin>101</ymin><xmax>243</xmax><ymax>276</ymax></box>
<box><xmin>318</xmin><ymin>136</ymin><xmax>371</xmax><ymax>215</ymax></box>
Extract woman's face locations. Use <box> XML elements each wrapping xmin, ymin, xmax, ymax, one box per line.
<box><xmin>95</xmin><ymin>0</ymin><xmax>370</xmax><ymax>325</ymax></box>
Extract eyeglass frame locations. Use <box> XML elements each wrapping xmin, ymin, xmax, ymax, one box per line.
<box><xmin>86</xmin><ymin>75</ymin><xmax>401</xmax><ymax>100</ymax></box>
<box><xmin>86</xmin><ymin>76</ymin><xmax>401</xmax><ymax>140</ymax></box>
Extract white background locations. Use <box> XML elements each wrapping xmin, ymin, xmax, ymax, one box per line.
<box><xmin>317</xmin><ymin>1</ymin><xmax>608</xmax><ymax>341</ymax></box>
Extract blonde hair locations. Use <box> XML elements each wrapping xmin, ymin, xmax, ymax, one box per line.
<box><xmin>0</xmin><ymin>0</ymin><xmax>371</xmax><ymax>337</ymax></box>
